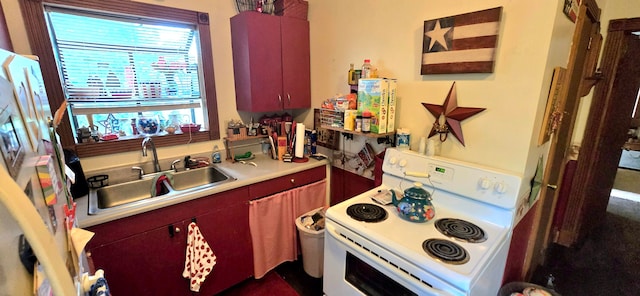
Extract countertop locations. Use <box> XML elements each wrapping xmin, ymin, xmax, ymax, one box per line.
<box><xmin>76</xmin><ymin>154</ymin><xmax>329</xmax><ymax>228</ymax></box>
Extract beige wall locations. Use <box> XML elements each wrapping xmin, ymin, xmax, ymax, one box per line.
<box><xmin>1</xmin><ymin>0</ymin><xmax>606</xmax><ymax>178</ymax></box>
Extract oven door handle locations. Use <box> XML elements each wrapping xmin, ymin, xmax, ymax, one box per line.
<box><xmin>325</xmin><ymin>223</ymin><xmax>459</xmax><ymax>296</ymax></box>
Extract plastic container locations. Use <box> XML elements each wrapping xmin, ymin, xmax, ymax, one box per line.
<box><xmin>295</xmin><ymin>207</ymin><xmax>325</xmax><ymax>278</ymax></box>
<box><xmin>361</xmin><ymin>59</ymin><xmax>373</xmax><ymax>79</ymax></box>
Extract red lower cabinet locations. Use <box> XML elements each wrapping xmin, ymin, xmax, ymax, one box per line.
<box><xmin>88</xmin><ymin>220</ymin><xmax>190</xmax><ymax>295</ymax></box>
<box><xmin>86</xmin><ymin>187</ymin><xmax>252</xmax><ymax>295</ymax></box>
<box><xmin>331</xmin><ymin>166</ymin><xmax>375</xmax><ymax>205</ymax></box>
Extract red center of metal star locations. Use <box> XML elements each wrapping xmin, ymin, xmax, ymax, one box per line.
<box><xmin>421</xmin><ymin>82</ymin><xmax>485</xmax><ymax>146</ymax></box>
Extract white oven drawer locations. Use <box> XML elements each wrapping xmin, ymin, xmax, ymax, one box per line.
<box><xmin>323</xmin><ymin>221</ymin><xmax>463</xmax><ymax>296</ymax></box>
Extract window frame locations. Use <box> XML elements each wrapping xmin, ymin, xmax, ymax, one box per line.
<box><xmin>20</xmin><ymin>0</ymin><xmax>220</xmax><ymax>158</ymax></box>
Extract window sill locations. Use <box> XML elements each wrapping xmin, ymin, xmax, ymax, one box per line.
<box><xmin>74</xmin><ymin>131</ymin><xmax>211</xmax><ymax>158</ymax></box>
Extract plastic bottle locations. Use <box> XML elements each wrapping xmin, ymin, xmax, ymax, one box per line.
<box><xmin>212</xmin><ymin>145</ymin><xmax>222</xmax><ymax>163</ymax></box>
<box><xmin>348</xmin><ymin>63</ymin><xmax>356</xmax><ymax>85</ymax></box>
<box><xmin>362</xmin><ymin>110</ymin><xmax>371</xmax><ymax>133</ymax></box>
<box><xmin>361</xmin><ymin>59</ymin><xmax>373</xmax><ymax>79</ymax></box>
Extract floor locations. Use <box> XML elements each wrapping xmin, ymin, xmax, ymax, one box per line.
<box><xmin>219</xmin><ymin>258</ymin><xmax>323</xmax><ymax>296</ymax></box>
<box><xmin>274</xmin><ymin>259</ymin><xmax>323</xmax><ymax>296</ymax></box>
<box><xmin>530</xmin><ymin>168</ymin><xmax>640</xmax><ymax>296</ymax></box>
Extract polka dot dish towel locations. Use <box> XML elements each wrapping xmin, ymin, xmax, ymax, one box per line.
<box><xmin>182</xmin><ymin>222</ymin><xmax>217</xmax><ymax>292</ymax></box>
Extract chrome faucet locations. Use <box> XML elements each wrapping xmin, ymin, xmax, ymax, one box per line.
<box><xmin>141</xmin><ymin>137</ymin><xmax>161</xmax><ymax>173</ymax></box>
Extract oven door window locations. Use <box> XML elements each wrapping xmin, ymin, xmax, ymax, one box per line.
<box><xmin>345</xmin><ymin>252</ymin><xmax>418</xmax><ymax>296</ymax></box>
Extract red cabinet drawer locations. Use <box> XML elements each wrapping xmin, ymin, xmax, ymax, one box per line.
<box><xmin>248</xmin><ymin>166</ymin><xmax>325</xmax><ymax>199</ymax></box>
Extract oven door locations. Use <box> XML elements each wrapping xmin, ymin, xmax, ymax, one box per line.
<box><xmin>323</xmin><ymin>221</ymin><xmax>463</xmax><ymax>296</ymax></box>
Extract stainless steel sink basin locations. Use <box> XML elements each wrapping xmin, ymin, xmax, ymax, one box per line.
<box><xmin>96</xmin><ymin>178</ymin><xmax>158</xmax><ymax>209</ymax></box>
<box><xmin>171</xmin><ymin>166</ymin><xmax>233</xmax><ymax>191</ymax></box>
<box><xmin>88</xmin><ymin>166</ymin><xmax>235</xmax><ymax>215</ymax></box>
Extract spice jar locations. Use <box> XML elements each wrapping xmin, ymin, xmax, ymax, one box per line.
<box><xmin>362</xmin><ymin>110</ymin><xmax>371</xmax><ymax>133</ymax></box>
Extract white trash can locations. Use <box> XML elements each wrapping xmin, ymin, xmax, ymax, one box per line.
<box><xmin>295</xmin><ymin>207</ymin><xmax>325</xmax><ymax>278</ymax></box>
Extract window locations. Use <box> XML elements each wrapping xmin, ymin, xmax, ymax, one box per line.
<box><xmin>20</xmin><ymin>0</ymin><xmax>220</xmax><ymax>157</ymax></box>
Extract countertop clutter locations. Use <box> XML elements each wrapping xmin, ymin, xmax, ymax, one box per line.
<box><xmin>76</xmin><ymin>153</ymin><xmax>328</xmax><ymax>228</ymax></box>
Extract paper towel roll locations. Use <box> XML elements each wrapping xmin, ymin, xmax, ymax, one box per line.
<box><xmin>295</xmin><ymin>123</ymin><xmax>305</xmax><ymax>158</ymax></box>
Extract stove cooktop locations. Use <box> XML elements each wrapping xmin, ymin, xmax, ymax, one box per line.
<box><xmin>327</xmin><ymin>187</ymin><xmax>510</xmax><ymax>277</ymax></box>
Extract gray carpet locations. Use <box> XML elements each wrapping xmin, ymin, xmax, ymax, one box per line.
<box><xmin>532</xmin><ymin>196</ymin><xmax>640</xmax><ymax>296</ymax></box>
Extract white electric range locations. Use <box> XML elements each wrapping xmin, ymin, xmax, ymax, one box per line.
<box><xmin>323</xmin><ymin>148</ymin><xmax>525</xmax><ymax>296</ymax></box>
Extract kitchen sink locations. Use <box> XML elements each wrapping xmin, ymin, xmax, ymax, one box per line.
<box><xmin>171</xmin><ymin>166</ymin><xmax>233</xmax><ymax>191</ymax></box>
<box><xmin>88</xmin><ymin>166</ymin><xmax>235</xmax><ymax>215</ymax></box>
<box><xmin>95</xmin><ymin>178</ymin><xmax>158</xmax><ymax>209</ymax></box>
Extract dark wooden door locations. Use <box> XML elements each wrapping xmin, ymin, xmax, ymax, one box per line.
<box><xmin>555</xmin><ymin>19</ymin><xmax>640</xmax><ymax>246</ymax></box>
<box><xmin>529</xmin><ymin>1</ymin><xmax>602</xmax><ymax>273</ymax></box>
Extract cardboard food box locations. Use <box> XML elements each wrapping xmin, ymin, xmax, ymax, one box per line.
<box><xmin>357</xmin><ymin>78</ymin><xmax>389</xmax><ymax>134</ymax></box>
<box><xmin>386</xmin><ymin>78</ymin><xmax>398</xmax><ymax>132</ymax></box>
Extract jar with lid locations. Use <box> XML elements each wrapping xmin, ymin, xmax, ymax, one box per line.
<box><xmin>361</xmin><ymin>110</ymin><xmax>371</xmax><ymax>133</ymax></box>
<box><xmin>356</xmin><ymin>113</ymin><xmax>363</xmax><ymax>132</ymax></box>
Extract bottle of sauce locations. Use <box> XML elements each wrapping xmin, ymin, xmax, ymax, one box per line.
<box><xmin>361</xmin><ymin>59</ymin><xmax>373</xmax><ymax>79</ymax></box>
<box><xmin>356</xmin><ymin>113</ymin><xmax>363</xmax><ymax>132</ymax></box>
<box><xmin>362</xmin><ymin>110</ymin><xmax>371</xmax><ymax>133</ymax></box>
<box><xmin>348</xmin><ymin>63</ymin><xmax>356</xmax><ymax>85</ymax></box>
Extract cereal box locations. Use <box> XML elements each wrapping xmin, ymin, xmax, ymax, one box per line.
<box><xmin>386</xmin><ymin>79</ymin><xmax>398</xmax><ymax>132</ymax></box>
<box><xmin>357</xmin><ymin>78</ymin><xmax>389</xmax><ymax>134</ymax></box>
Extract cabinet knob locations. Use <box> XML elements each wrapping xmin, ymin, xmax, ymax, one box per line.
<box><xmin>175</xmin><ymin>227</ymin><xmax>181</xmax><ymax>233</ymax></box>
<box><xmin>278</xmin><ymin>95</ymin><xmax>282</xmax><ymax>103</ymax></box>
<box><xmin>290</xmin><ymin>178</ymin><xmax>295</xmax><ymax>184</ymax></box>
<box><xmin>287</xmin><ymin>93</ymin><xmax>291</xmax><ymax>104</ymax></box>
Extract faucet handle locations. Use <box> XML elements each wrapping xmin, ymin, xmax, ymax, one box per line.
<box><xmin>132</xmin><ymin>166</ymin><xmax>144</xmax><ymax>179</ymax></box>
<box><xmin>171</xmin><ymin>159</ymin><xmax>182</xmax><ymax>172</ymax></box>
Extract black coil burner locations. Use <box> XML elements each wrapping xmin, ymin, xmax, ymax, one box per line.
<box><xmin>346</xmin><ymin>203</ymin><xmax>388</xmax><ymax>222</ymax></box>
<box><xmin>422</xmin><ymin>238</ymin><xmax>470</xmax><ymax>265</ymax></box>
<box><xmin>435</xmin><ymin>218</ymin><xmax>487</xmax><ymax>243</ymax></box>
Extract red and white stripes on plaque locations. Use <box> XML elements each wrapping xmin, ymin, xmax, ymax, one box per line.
<box><xmin>421</xmin><ymin>7</ymin><xmax>502</xmax><ymax>74</ymax></box>
<box><xmin>182</xmin><ymin>222</ymin><xmax>217</xmax><ymax>292</ymax></box>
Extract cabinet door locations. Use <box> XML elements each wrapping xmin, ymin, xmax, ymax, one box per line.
<box><xmin>89</xmin><ymin>221</ymin><xmax>189</xmax><ymax>295</ymax></box>
<box><xmin>281</xmin><ymin>16</ymin><xmax>310</xmax><ymax>110</ymax></box>
<box><xmin>330</xmin><ymin>166</ymin><xmax>375</xmax><ymax>205</ymax></box>
<box><xmin>194</xmin><ymin>202</ymin><xmax>253</xmax><ymax>295</ymax></box>
<box><xmin>231</xmin><ymin>12</ymin><xmax>283</xmax><ymax>112</ymax></box>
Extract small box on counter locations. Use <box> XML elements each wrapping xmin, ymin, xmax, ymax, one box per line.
<box><xmin>358</xmin><ymin>78</ymin><xmax>389</xmax><ymax>134</ymax></box>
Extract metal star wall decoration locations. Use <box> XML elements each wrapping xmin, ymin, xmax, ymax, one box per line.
<box><xmin>422</xmin><ymin>82</ymin><xmax>485</xmax><ymax>146</ymax></box>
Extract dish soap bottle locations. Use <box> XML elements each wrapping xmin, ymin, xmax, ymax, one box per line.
<box><xmin>212</xmin><ymin>145</ymin><xmax>222</xmax><ymax>163</ymax></box>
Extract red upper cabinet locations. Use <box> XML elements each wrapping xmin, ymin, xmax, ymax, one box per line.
<box><xmin>231</xmin><ymin>12</ymin><xmax>310</xmax><ymax>112</ymax></box>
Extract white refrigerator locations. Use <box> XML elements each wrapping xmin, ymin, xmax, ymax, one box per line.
<box><xmin>0</xmin><ymin>49</ymin><xmax>89</xmax><ymax>295</ymax></box>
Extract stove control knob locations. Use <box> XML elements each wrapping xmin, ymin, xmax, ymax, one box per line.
<box><xmin>494</xmin><ymin>182</ymin><xmax>507</xmax><ymax>194</ymax></box>
<box><xmin>399</xmin><ymin>159</ymin><xmax>408</xmax><ymax>167</ymax></box>
<box><xmin>479</xmin><ymin>178</ymin><xmax>492</xmax><ymax>190</ymax></box>
<box><xmin>389</xmin><ymin>157</ymin><xmax>398</xmax><ymax>165</ymax></box>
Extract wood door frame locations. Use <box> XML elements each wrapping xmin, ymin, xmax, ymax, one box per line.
<box><xmin>526</xmin><ymin>1</ymin><xmax>601</xmax><ymax>277</ymax></box>
<box><xmin>556</xmin><ymin>18</ymin><xmax>640</xmax><ymax>246</ymax></box>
